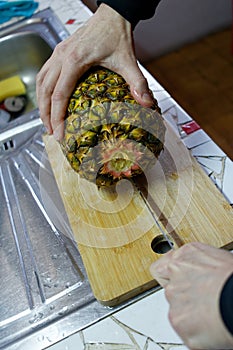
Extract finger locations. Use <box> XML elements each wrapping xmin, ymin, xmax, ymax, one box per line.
<box><xmin>36</xmin><ymin>60</ymin><xmax>61</xmax><ymax>134</ymax></box>
<box><xmin>150</xmin><ymin>250</ymin><xmax>174</xmax><ymax>287</ymax></box>
<box><xmin>153</xmin><ymin>275</ymin><xmax>170</xmax><ymax>288</ymax></box>
<box><xmin>118</xmin><ymin>60</ymin><xmax>154</xmax><ymax>107</ymax></box>
<box><xmin>50</xmin><ymin>62</ymin><xmax>90</xmax><ymax>141</ymax></box>
<box><xmin>150</xmin><ymin>261</ymin><xmax>170</xmax><ymax>284</ymax></box>
<box><xmin>36</xmin><ymin>65</ymin><xmax>52</xmax><ymax>133</ymax></box>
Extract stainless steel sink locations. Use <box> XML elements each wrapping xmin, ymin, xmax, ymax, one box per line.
<box><xmin>0</xmin><ymin>9</ymin><xmax>157</xmax><ymax>350</ymax></box>
<box><xmin>0</xmin><ymin>8</ymin><xmax>67</xmax><ymax>119</ymax></box>
<box><xmin>0</xmin><ymin>8</ymin><xmax>68</xmax><ymax>153</ymax></box>
<box><xmin>0</xmin><ymin>32</ymin><xmax>51</xmax><ymax>115</ymax></box>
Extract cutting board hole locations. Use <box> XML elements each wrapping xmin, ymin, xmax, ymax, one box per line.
<box><xmin>151</xmin><ymin>235</ymin><xmax>174</xmax><ymax>254</ymax></box>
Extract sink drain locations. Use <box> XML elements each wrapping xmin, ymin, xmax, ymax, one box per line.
<box><xmin>2</xmin><ymin>139</ymin><xmax>14</xmax><ymax>151</ymax></box>
<box><xmin>151</xmin><ymin>235</ymin><xmax>174</xmax><ymax>254</ymax></box>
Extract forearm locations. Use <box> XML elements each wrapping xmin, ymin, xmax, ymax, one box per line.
<box><xmin>96</xmin><ymin>0</ymin><xmax>161</xmax><ymax>28</ymax></box>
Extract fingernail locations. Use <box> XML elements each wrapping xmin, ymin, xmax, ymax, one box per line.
<box><xmin>45</xmin><ymin>127</ymin><xmax>52</xmax><ymax>135</ymax></box>
<box><xmin>142</xmin><ymin>92</ymin><xmax>153</xmax><ymax>105</ymax></box>
<box><xmin>133</xmin><ymin>89</ymin><xmax>153</xmax><ymax>106</ymax></box>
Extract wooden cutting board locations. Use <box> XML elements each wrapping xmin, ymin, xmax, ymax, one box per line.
<box><xmin>43</xmin><ymin>121</ymin><xmax>233</xmax><ymax>306</ymax></box>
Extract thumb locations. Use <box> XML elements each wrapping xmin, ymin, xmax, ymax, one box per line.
<box><xmin>120</xmin><ymin>60</ymin><xmax>154</xmax><ymax>107</ymax></box>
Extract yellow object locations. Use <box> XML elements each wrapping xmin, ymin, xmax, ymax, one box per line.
<box><xmin>0</xmin><ymin>75</ymin><xmax>26</xmax><ymax>102</ymax></box>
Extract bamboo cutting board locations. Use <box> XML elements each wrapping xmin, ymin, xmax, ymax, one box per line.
<box><xmin>43</xmin><ymin>121</ymin><xmax>233</xmax><ymax>306</ymax></box>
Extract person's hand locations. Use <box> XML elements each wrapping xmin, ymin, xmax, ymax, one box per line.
<box><xmin>36</xmin><ymin>3</ymin><xmax>153</xmax><ymax>141</ymax></box>
<box><xmin>150</xmin><ymin>242</ymin><xmax>233</xmax><ymax>349</ymax></box>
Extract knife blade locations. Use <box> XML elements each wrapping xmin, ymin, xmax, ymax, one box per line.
<box><xmin>133</xmin><ymin>177</ymin><xmax>175</xmax><ymax>251</ymax></box>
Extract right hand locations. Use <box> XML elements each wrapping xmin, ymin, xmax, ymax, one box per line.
<box><xmin>150</xmin><ymin>242</ymin><xmax>233</xmax><ymax>349</ymax></box>
<box><xmin>36</xmin><ymin>3</ymin><xmax>153</xmax><ymax>141</ymax></box>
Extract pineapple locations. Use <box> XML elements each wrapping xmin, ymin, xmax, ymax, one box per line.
<box><xmin>61</xmin><ymin>67</ymin><xmax>166</xmax><ymax>187</ymax></box>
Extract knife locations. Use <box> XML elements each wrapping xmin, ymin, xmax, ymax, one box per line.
<box><xmin>133</xmin><ymin>177</ymin><xmax>175</xmax><ymax>252</ymax></box>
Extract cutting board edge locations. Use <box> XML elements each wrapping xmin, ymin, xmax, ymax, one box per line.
<box><xmin>92</xmin><ymin>278</ymin><xmax>158</xmax><ymax>307</ymax></box>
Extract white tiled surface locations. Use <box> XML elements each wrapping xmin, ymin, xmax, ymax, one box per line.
<box><xmin>48</xmin><ymin>290</ymin><xmax>186</xmax><ymax>350</ymax></box>
<box><xmin>39</xmin><ymin>0</ymin><xmax>91</xmax><ymax>32</ymax></box>
<box><xmin>1</xmin><ymin>1</ymin><xmax>233</xmax><ymax>349</ymax></box>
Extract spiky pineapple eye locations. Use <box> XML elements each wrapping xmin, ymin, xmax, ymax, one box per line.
<box><xmin>65</xmin><ymin>135</ymin><xmax>77</xmax><ymax>153</ymax></box>
<box><xmin>66</xmin><ymin>117</ymin><xmax>80</xmax><ymax>133</ymax></box>
<box><xmin>105</xmin><ymin>90</ymin><xmax>118</xmax><ymax>100</ymax></box>
<box><xmin>80</xmin><ymin>84</ymin><xmax>89</xmax><ymax>93</ymax></box>
<box><xmin>105</xmin><ymin>76</ymin><xmax>125</xmax><ymax>87</ymax></box>
<box><xmin>129</xmin><ymin>128</ymin><xmax>147</xmax><ymax>141</ymax></box>
<box><xmin>79</xmin><ymin>130</ymin><xmax>97</xmax><ymax>147</ymax></box>
<box><xmin>73</xmin><ymin>90</ymin><xmax>82</xmax><ymax>99</ymax></box>
<box><xmin>97</xmin><ymin>84</ymin><xmax>107</xmax><ymax>94</ymax></box>
<box><xmin>91</xmin><ymin>104</ymin><xmax>106</xmax><ymax>117</ymax></box>
<box><xmin>80</xmin><ymin>99</ymin><xmax>91</xmax><ymax>110</ymax></box>
<box><xmin>86</xmin><ymin>72</ymin><xmax>108</xmax><ymax>84</ymax></box>
<box><xmin>105</xmin><ymin>78</ymin><xmax>117</xmax><ymax>86</ymax></box>
<box><xmin>68</xmin><ymin>99</ymin><xmax>77</xmax><ymax>111</ymax></box>
<box><xmin>86</xmin><ymin>75</ymin><xmax>98</xmax><ymax>84</ymax></box>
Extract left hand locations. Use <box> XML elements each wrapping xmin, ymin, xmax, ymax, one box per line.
<box><xmin>150</xmin><ymin>242</ymin><xmax>233</xmax><ymax>349</ymax></box>
<box><xmin>36</xmin><ymin>4</ymin><xmax>153</xmax><ymax>141</ymax></box>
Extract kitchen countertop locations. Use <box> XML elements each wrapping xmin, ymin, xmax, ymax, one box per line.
<box><xmin>1</xmin><ymin>1</ymin><xmax>233</xmax><ymax>349</ymax></box>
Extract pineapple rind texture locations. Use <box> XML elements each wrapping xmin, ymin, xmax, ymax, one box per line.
<box><xmin>61</xmin><ymin>67</ymin><xmax>166</xmax><ymax>187</ymax></box>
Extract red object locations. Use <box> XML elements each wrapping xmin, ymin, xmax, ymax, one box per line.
<box><xmin>0</xmin><ymin>102</ymin><xmax>5</xmax><ymax>110</ymax></box>
<box><xmin>66</xmin><ymin>19</ymin><xmax>76</xmax><ymax>25</ymax></box>
<box><xmin>181</xmin><ymin>120</ymin><xmax>201</xmax><ymax>135</ymax></box>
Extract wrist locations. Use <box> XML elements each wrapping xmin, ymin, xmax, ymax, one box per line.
<box><xmin>97</xmin><ymin>0</ymin><xmax>161</xmax><ymax>28</ymax></box>
<box><xmin>97</xmin><ymin>2</ymin><xmax>131</xmax><ymax>24</ymax></box>
<box><xmin>97</xmin><ymin>0</ymin><xmax>138</xmax><ymax>29</ymax></box>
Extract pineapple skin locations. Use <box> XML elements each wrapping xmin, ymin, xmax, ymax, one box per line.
<box><xmin>61</xmin><ymin>67</ymin><xmax>166</xmax><ymax>187</ymax></box>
